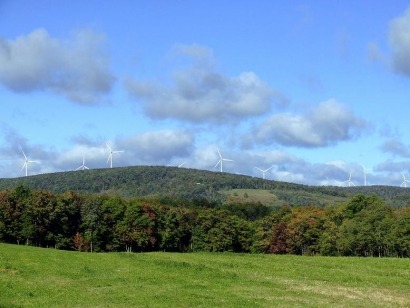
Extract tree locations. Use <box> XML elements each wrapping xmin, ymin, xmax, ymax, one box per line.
<box><xmin>157</xmin><ymin>206</ymin><xmax>195</xmax><ymax>252</ymax></box>
<box><xmin>100</xmin><ymin>195</ymin><xmax>126</xmax><ymax>251</ymax></box>
<box><xmin>391</xmin><ymin>208</ymin><xmax>410</xmax><ymax>257</ymax></box>
<box><xmin>22</xmin><ymin>190</ymin><xmax>57</xmax><ymax>247</ymax></box>
<box><xmin>116</xmin><ymin>199</ymin><xmax>158</xmax><ymax>252</ymax></box>
<box><xmin>252</xmin><ymin>206</ymin><xmax>291</xmax><ymax>253</ymax></box>
<box><xmin>285</xmin><ymin>206</ymin><xmax>325</xmax><ymax>255</ymax></box>
<box><xmin>80</xmin><ymin>195</ymin><xmax>106</xmax><ymax>252</ymax></box>
<box><xmin>0</xmin><ymin>189</ymin><xmax>24</xmax><ymax>244</ymax></box>
<box><xmin>338</xmin><ymin>196</ymin><xmax>394</xmax><ymax>257</ymax></box>
<box><xmin>52</xmin><ymin>191</ymin><xmax>82</xmax><ymax>249</ymax></box>
<box><xmin>191</xmin><ymin>209</ymin><xmax>251</xmax><ymax>252</ymax></box>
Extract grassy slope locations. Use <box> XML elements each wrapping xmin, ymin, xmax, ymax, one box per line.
<box><xmin>0</xmin><ymin>244</ymin><xmax>409</xmax><ymax>307</ymax></box>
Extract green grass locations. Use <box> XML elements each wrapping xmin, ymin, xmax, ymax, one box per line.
<box><xmin>0</xmin><ymin>243</ymin><xmax>409</xmax><ymax>307</ymax></box>
<box><xmin>225</xmin><ymin>189</ymin><xmax>282</xmax><ymax>206</ymax></box>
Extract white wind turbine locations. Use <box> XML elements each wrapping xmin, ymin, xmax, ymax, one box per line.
<box><xmin>214</xmin><ymin>147</ymin><xmax>233</xmax><ymax>173</ymax></box>
<box><xmin>343</xmin><ymin>171</ymin><xmax>355</xmax><ymax>187</ymax></box>
<box><xmin>76</xmin><ymin>155</ymin><xmax>89</xmax><ymax>171</ymax></box>
<box><xmin>400</xmin><ymin>172</ymin><xmax>410</xmax><ymax>188</ymax></box>
<box><xmin>361</xmin><ymin>164</ymin><xmax>369</xmax><ymax>186</ymax></box>
<box><xmin>254</xmin><ymin>166</ymin><xmax>273</xmax><ymax>180</ymax></box>
<box><xmin>106</xmin><ymin>142</ymin><xmax>124</xmax><ymax>168</ymax></box>
<box><xmin>20</xmin><ymin>147</ymin><xmax>37</xmax><ymax>177</ymax></box>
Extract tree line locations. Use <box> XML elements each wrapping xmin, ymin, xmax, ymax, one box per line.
<box><xmin>0</xmin><ymin>186</ymin><xmax>409</xmax><ymax>257</ymax></box>
<box><xmin>2</xmin><ymin>166</ymin><xmax>410</xmax><ymax>208</ymax></box>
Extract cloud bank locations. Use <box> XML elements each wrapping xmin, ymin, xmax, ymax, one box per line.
<box><xmin>125</xmin><ymin>44</ymin><xmax>287</xmax><ymax>123</ymax></box>
<box><xmin>251</xmin><ymin>99</ymin><xmax>367</xmax><ymax>148</ymax></box>
<box><xmin>380</xmin><ymin>139</ymin><xmax>410</xmax><ymax>158</ymax></box>
<box><xmin>0</xmin><ymin>28</ymin><xmax>114</xmax><ymax>104</ymax></box>
<box><xmin>119</xmin><ymin>129</ymin><xmax>194</xmax><ymax>163</ymax></box>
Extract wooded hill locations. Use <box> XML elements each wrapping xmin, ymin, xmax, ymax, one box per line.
<box><xmin>0</xmin><ymin>166</ymin><xmax>409</xmax><ymax>208</ymax></box>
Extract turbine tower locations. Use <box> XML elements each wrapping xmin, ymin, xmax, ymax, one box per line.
<box><xmin>343</xmin><ymin>171</ymin><xmax>355</xmax><ymax>187</ymax></box>
<box><xmin>361</xmin><ymin>164</ymin><xmax>369</xmax><ymax>186</ymax></box>
<box><xmin>106</xmin><ymin>142</ymin><xmax>124</xmax><ymax>168</ymax></box>
<box><xmin>214</xmin><ymin>147</ymin><xmax>233</xmax><ymax>173</ymax></box>
<box><xmin>76</xmin><ymin>155</ymin><xmax>89</xmax><ymax>171</ymax></box>
<box><xmin>254</xmin><ymin>166</ymin><xmax>273</xmax><ymax>180</ymax></box>
<box><xmin>400</xmin><ymin>172</ymin><xmax>410</xmax><ymax>188</ymax></box>
<box><xmin>20</xmin><ymin>147</ymin><xmax>37</xmax><ymax>177</ymax></box>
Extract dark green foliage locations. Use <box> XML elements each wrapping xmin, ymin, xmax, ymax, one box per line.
<box><xmin>0</xmin><ymin>184</ymin><xmax>409</xmax><ymax>257</ymax></box>
<box><xmin>220</xmin><ymin>202</ymin><xmax>271</xmax><ymax>221</ymax></box>
<box><xmin>1</xmin><ymin>166</ymin><xmax>410</xmax><ymax>207</ymax></box>
<box><xmin>191</xmin><ymin>209</ymin><xmax>252</xmax><ymax>252</ymax></box>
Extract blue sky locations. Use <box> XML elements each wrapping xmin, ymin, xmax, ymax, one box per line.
<box><xmin>1</xmin><ymin>1</ymin><xmax>410</xmax><ymax>186</ymax></box>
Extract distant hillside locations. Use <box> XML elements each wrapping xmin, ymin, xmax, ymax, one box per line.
<box><xmin>0</xmin><ymin>166</ymin><xmax>409</xmax><ymax>207</ymax></box>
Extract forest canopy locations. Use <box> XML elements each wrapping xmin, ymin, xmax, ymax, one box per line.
<box><xmin>0</xmin><ymin>186</ymin><xmax>409</xmax><ymax>257</ymax></box>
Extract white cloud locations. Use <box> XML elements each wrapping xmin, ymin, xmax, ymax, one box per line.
<box><xmin>0</xmin><ymin>28</ymin><xmax>114</xmax><ymax>104</ymax></box>
<box><xmin>118</xmin><ymin>129</ymin><xmax>194</xmax><ymax>164</ymax></box>
<box><xmin>251</xmin><ymin>99</ymin><xmax>367</xmax><ymax>148</ymax></box>
<box><xmin>380</xmin><ymin>139</ymin><xmax>410</xmax><ymax>158</ymax></box>
<box><xmin>389</xmin><ymin>8</ymin><xmax>410</xmax><ymax>76</ymax></box>
<box><xmin>125</xmin><ymin>44</ymin><xmax>287</xmax><ymax>123</ymax></box>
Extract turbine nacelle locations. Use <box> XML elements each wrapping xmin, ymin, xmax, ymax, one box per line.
<box><xmin>106</xmin><ymin>142</ymin><xmax>124</xmax><ymax>168</ymax></box>
<box><xmin>343</xmin><ymin>171</ymin><xmax>355</xmax><ymax>187</ymax></box>
<box><xmin>76</xmin><ymin>155</ymin><xmax>89</xmax><ymax>171</ymax></box>
<box><xmin>254</xmin><ymin>166</ymin><xmax>273</xmax><ymax>180</ymax></box>
<box><xmin>400</xmin><ymin>172</ymin><xmax>410</xmax><ymax>188</ymax></box>
<box><xmin>214</xmin><ymin>147</ymin><xmax>233</xmax><ymax>173</ymax></box>
<box><xmin>19</xmin><ymin>147</ymin><xmax>38</xmax><ymax>177</ymax></box>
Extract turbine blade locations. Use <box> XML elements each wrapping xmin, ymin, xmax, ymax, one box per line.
<box><xmin>255</xmin><ymin>167</ymin><xmax>263</xmax><ymax>172</ymax></box>
<box><xmin>217</xmin><ymin>147</ymin><xmax>222</xmax><ymax>159</ymax></box>
<box><xmin>214</xmin><ymin>159</ymin><xmax>221</xmax><ymax>169</ymax></box>
<box><xmin>107</xmin><ymin>154</ymin><xmax>112</xmax><ymax>163</ymax></box>
<box><xmin>20</xmin><ymin>148</ymin><xmax>27</xmax><ymax>160</ymax></box>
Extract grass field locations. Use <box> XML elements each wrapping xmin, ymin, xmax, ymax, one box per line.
<box><xmin>0</xmin><ymin>243</ymin><xmax>409</xmax><ymax>307</ymax></box>
<box><xmin>225</xmin><ymin>189</ymin><xmax>281</xmax><ymax>206</ymax></box>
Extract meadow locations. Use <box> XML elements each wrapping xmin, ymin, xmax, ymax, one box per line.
<box><xmin>0</xmin><ymin>243</ymin><xmax>409</xmax><ymax>307</ymax></box>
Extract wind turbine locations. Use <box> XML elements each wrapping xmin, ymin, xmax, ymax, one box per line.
<box><xmin>400</xmin><ymin>172</ymin><xmax>410</xmax><ymax>188</ymax></box>
<box><xmin>106</xmin><ymin>142</ymin><xmax>124</xmax><ymax>168</ymax></box>
<box><xmin>20</xmin><ymin>147</ymin><xmax>37</xmax><ymax>177</ymax></box>
<box><xmin>361</xmin><ymin>164</ymin><xmax>369</xmax><ymax>186</ymax></box>
<box><xmin>214</xmin><ymin>147</ymin><xmax>233</xmax><ymax>173</ymax></box>
<box><xmin>343</xmin><ymin>171</ymin><xmax>355</xmax><ymax>187</ymax></box>
<box><xmin>254</xmin><ymin>166</ymin><xmax>273</xmax><ymax>180</ymax></box>
<box><xmin>76</xmin><ymin>155</ymin><xmax>89</xmax><ymax>171</ymax></box>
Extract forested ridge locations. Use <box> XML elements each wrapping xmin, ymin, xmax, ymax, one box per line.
<box><xmin>0</xmin><ymin>186</ymin><xmax>409</xmax><ymax>257</ymax></box>
<box><xmin>1</xmin><ymin>166</ymin><xmax>410</xmax><ymax>207</ymax></box>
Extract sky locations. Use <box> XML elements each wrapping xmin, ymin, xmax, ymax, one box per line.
<box><xmin>1</xmin><ymin>1</ymin><xmax>410</xmax><ymax>186</ymax></box>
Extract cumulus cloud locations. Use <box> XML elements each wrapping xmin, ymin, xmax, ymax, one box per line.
<box><xmin>125</xmin><ymin>44</ymin><xmax>287</xmax><ymax>123</ymax></box>
<box><xmin>380</xmin><ymin>139</ymin><xmax>410</xmax><ymax>157</ymax></box>
<box><xmin>389</xmin><ymin>8</ymin><xmax>410</xmax><ymax>76</ymax></box>
<box><xmin>250</xmin><ymin>99</ymin><xmax>367</xmax><ymax>148</ymax></box>
<box><xmin>0</xmin><ymin>28</ymin><xmax>114</xmax><ymax>104</ymax></box>
<box><xmin>118</xmin><ymin>129</ymin><xmax>194</xmax><ymax>163</ymax></box>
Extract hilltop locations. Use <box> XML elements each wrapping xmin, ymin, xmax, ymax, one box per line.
<box><xmin>0</xmin><ymin>166</ymin><xmax>409</xmax><ymax>207</ymax></box>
